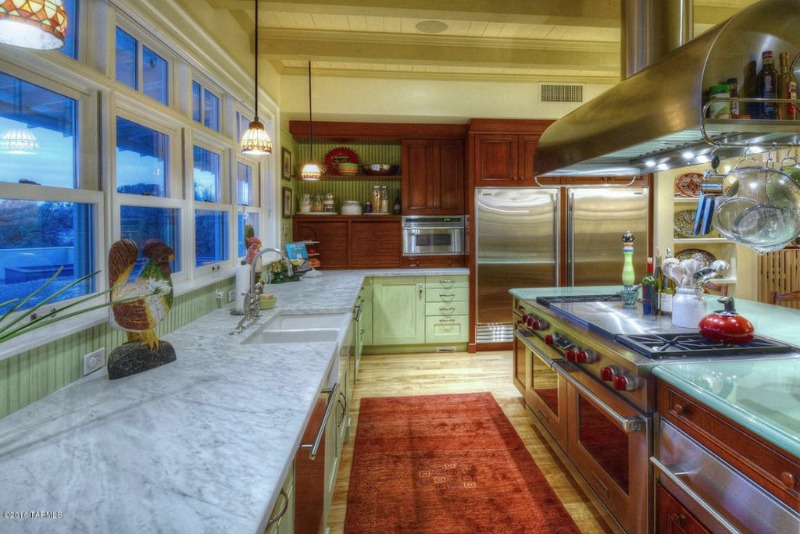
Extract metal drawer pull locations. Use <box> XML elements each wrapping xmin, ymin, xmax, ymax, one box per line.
<box><xmin>439</xmin><ymin>306</ymin><xmax>456</xmax><ymax>313</ymax></box>
<box><xmin>299</xmin><ymin>383</ymin><xmax>339</xmax><ymax>460</ymax></box>
<box><xmin>650</xmin><ymin>457</ymin><xmax>742</xmax><ymax>534</ymax></box>
<box><xmin>553</xmin><ymin>362</ymin><xmax>645</xmax><ymax>433</ymax></box>
<box><xmin>439</xmin><ymin>279</ymin><xmax>454</xmax><ymax>288</ymax></box>
<box><xmin>266</xmin><ymin>489</ymin><xmax>288</xmax><ymax>528</ymax></box>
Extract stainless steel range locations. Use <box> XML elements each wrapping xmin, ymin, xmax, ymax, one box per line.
<box><xmin>512</xmin><ymin>293</ymin><xmax>794</xmax><ymax>533</ymax></box>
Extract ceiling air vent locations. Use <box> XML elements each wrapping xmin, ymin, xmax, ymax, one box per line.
<box><xmin>540</xmin><ymin>84</ymin><xmax>584</xmax><ymax>103</ymax></box>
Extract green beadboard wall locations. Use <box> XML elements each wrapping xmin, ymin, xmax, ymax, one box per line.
<box><xmin>0</xmin><ymin>279</ymin><xmax>233</xmax><ymax>418</ymax></box>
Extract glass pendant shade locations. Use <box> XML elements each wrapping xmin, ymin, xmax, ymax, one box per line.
<box><xmin>240</xmin><ymin>0</ymin><xmax>271</xmax><ymax>155</ymax></box>
<box><xmin>300</xmin><ymin>162</ymin><xmax>322</xmax><ymax>180</ymax></box>
<box><xmin>240</xmin><ymin>118</ymin><xmax>272</xmax><ymax>155</ymax></box>
<box><xmin>0</xmin><ymin>128</ymin><xmax>38</xmax><ymax>154</ymax></box>
<box><xmin>0</xmin><ymin>0</ymin><xmax>68</xmax><ymax>50</ymax></box>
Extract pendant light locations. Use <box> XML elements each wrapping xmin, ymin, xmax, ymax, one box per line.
<box><xmin>300</xmin><ymin>61</ymin><xmax>322</xmax><ymax>180</ymax></box>
<box><xmin>240</xmin><ymin>0</ymin><xmax>272</xmax><ymax>155</ymax></box>
<box><xmin>0</xmin><ymin>0</ymin><xmax>68</xmax><ymax>50</ymax></box>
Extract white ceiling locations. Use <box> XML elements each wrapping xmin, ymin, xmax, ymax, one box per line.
<box><xmin>206</xmin><ymin>0</ymin><xmax>758</xmax><ymax>84</ymax></box>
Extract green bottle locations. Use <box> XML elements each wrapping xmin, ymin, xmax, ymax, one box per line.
<box><xmin>621</xmin><ymin>231</ymin><xmax>635</xmax><ymax>286</ymax></box>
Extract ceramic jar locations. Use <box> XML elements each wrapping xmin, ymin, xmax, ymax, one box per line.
<box><xmin>671</xmin><ymin>288</ymin><xmax>707</xmax><ymax>328</ymax></box>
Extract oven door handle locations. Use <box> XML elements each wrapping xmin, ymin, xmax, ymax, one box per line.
<box><xmin>650</xmin><ymin>457</ymin><xmax>742</xmax><ymax>534</ymax></box>
<box><xmin>552</xmin><ymin>361</ymin><xmax>646</xmax><ymax>433</ymax></box>
<box><xmin>515</xmin><ymin>332</ymin><xmax>560</xmax><ymax>369</ymax></box>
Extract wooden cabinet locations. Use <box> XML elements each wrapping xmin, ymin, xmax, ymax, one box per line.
<box><xmin>293</xmin><ymin>216</ymin><xmax>401</xmax><ymax>269</ymax></box>
<box><xmin>656</xmin><ymin>483</ymin><xmax>710</xmax><ymax>534</ymax></box>
<box><xmin>402</xmin><ymin>138</ymin><xmax>465</xmax><ymax>215</ymax></box>
<box><xmin>371</xmin><ymin>276</ymin><xmax>427</xmax><ymax>345</ymax></box>
<box><xmin>401</xmin><ymin>255</ymin><xmax>466</xmax><ymax>268</ymax></box>
<box><xmin>468</xmin><ymin>119</ymin><xmax>552</xmax><ymax>187</ymax></box>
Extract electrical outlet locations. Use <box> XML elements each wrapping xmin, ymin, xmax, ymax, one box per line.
<box><xmin>228</xmin><ymin>290</ymin><xmax>236</xmax><ymax>303</ymax></box>
<box><xmin>215</xmin><ymin>289</ymin><xmax>224</xmax><ymax>299</ymax></box>
<box><xmin>282</xmin><ymin>224</ymin><xmax>288</xmax><ymax>239</ymax></box>
<box><xmin>83</xmin><ymin>348</ymin><xmax>105</xmax><ymax>376</ymax></box>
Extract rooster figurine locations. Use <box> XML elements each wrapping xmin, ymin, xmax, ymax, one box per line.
<box><xmin>107</xmin><ymin>238</ymin><xmax>176</xmax><ymax>379</ymax></box>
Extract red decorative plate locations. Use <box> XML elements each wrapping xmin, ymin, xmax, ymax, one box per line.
<box><xmin>323</xmin><ymin>147</ymin><xmax>360</xmax><ymax>176</ymax></box>
<box><xmin>676</xmin><ymin>172</ymin><xmax>703</xmax><ymax>197</ymax></box>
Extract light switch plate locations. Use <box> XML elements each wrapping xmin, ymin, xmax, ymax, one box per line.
<box><xmin>83</xmin><ymin>348</ymin><xmax>105</xmax><ymax>376</ymax></box>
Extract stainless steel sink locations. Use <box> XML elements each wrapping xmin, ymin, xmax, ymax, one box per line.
<box><xmin>242</xmin><ymin>311</ymin><xmax>350</xmax><ymax>344</ymax></box>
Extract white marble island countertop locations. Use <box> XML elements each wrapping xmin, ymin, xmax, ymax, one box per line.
<box><xmin>0</xmin><ymin>268</ymin><xmax>466</xmax><ymax>533</ymax></box>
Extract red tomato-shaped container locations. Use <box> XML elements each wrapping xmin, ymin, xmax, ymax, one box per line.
<box><xmin>698</xmin><ymin>297</ymin><xmax>754</xmax><ymax>344</ymax></box>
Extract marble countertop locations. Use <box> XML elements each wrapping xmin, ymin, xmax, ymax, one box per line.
<box><xmin>0</xmin><ymin>268</ymin><xmax>466</xmax><ymax>533</ymax></box>
<box><xmin>510</xmin><ymin>285</ymin><xmax>800</xmax><ymax>459</ymax></box>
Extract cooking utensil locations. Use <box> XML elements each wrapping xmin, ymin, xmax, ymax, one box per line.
<box><xmin>692</xmin><ymin>259</ymin><xmax>730</xmax><ymax>289</ymax></box>
<box><xmin>698</xmin><ymin>297</ymin><xmax>754</xmax><ymax>344</ymax></box>
<box><xmin>712</xmin><ymin>164</ymin><xmax>800</xmax><ymax>252</ymax></box>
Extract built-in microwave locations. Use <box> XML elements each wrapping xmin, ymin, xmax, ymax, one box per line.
<box><xmin>402</xmin><ymin>215</ymin><xmax>465</xmax><ymax>255</ymax></box>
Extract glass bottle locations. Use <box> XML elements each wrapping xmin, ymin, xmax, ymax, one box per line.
<box><xmin>660</xmin><ymin>250</ymin><xmax>675</xmax><ymax>316</ymax></box>
<box><xmin>778</xmin><ymin>52</ymin><xmax>798</xmax><ymax>121</ymax></box>
<box><xmin>758</xmin><ymin>50</ymin><xmax>777</xmax><ymax>119</ymax></box>
<box><xmin>726</xmin><ymin>78</ymin><xmax>740</xmax><ymax>119</ymax></box>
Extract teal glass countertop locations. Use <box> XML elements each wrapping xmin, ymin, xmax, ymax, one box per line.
<box><xmin>510</xmin><ymin>285</ymin><xmax>800</xmax><ymax>458</ymax></box>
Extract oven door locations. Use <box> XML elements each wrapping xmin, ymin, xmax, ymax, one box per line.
<box><xmin>516</xmin><ymin>332</ymin><xmax>568</xmax><ymax>450</ymax></box>
<box><xmin>557</xmin><ymin>362</ymin><xmax>652</xmax><ymax>534</ymax></box>
<box><xmin>402</xmin><ymin>226</ymin><xmax>463</xmax><ymax>255</ymax></box>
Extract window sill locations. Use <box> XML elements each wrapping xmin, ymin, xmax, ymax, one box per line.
<box><xmin>0</xmin><ymin>308</ymin><xmax>109</xmax><ymax>363</ymax></box>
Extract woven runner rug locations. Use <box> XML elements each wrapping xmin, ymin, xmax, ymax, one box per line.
<box><xmin>344</xmin><ymin>392</ymin><xmax>580</xmax><ymax>533</ymax></box>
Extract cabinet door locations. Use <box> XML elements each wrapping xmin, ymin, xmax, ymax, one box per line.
<box><xmin>473</xmin><ymin>133</ymin><xmax>518</xmax><ymax>186</ymax></box>
<box><xmin>518</xmin><ymin>134</ymin><xmax>541</xmax><ymax>185</ymax></box>
<box><xmin>402</xmin><ymin>140</ymin><xmax>434</xmax><ymax>214</ymax></box>
<box><xmin>656</xmin><ymin>483</ymin><xmax>711</xmax><ymax>534</ymax></box>
<box><xmin>372</xmin><ymin>276</ymin><xmax>426</xmax><ymax>345</ymax></box>
<box><xmin>361</xmin><ymin>279</ymin><xmax>373</xmax><ymax>348</ymax></box>
<box><xmin>293</xmin><ymin>219</ymin><xmax>349</xmax><ymax>269</ymax></box>
<box><xmin>434</xmin><ymin>139</ymin><xmax>465</xmax><ymax>214</ymax></box>
<box><xmin>350</xmin><ymin>220</ymin><xmax>401</xmax><ymax>268</ymax></box>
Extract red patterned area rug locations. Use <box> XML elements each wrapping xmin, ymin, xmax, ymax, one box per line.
<box><xmin>344</xmin><ymin>392</ymin><xmax>581</xmax><ymax>533</ymax></box>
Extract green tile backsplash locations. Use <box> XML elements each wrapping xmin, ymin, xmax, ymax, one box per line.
<box><xmin>0</xmin><ymin>280</ymin><xmax>233</xmax><ymax>418</ymax></box>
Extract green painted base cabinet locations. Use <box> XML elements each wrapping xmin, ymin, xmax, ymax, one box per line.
<box><xmin>368</xmin><ymin>275</ymin><xmax>469</xmax><ymax>348</ymax></box>
<box><xmin>371</xmin><ymin>276</ymin><xmax>427</xmax><ymax>345</ymax></box>
<box><xmin>266</xmin><ymin>464</ymin><xmax>294</xmax><ymax>534</ymax></box>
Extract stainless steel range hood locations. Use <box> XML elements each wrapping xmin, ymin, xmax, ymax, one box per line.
<box><xmin>535</xmin><ymin>0</ymin><xmax>800</xmax><ymax>177</ymax></box>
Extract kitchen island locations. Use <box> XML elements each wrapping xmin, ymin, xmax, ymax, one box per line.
<box><xmin>0</xmin><ymin>268</ymin><xmax>466</xmax><ymax>534</ymax></box>
<box><xmin>510</xmin><ymin>285</ymin><xmax>800</xmax><ymax>457</ymax></box>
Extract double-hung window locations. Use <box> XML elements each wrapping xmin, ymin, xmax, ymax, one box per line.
<box><xmin>0</xmin><ymin>70</ymin><xmax>98</xmax><ymax>315</ymax></box>
<box><xmin>236</xmin><ymin>161</ymin><xmax>260</xmax><ymax>258</ymax></box>
<box><xmin>114</xmin><ymin>109</ymin><xmax>182</xmax><ymax>276</ymax></box>
<box><xmin>192</xmin><ymin>143</ymin><xmax>228</xmax><ymax>267</ymax></box>
<box><xmin>192</xmin><ymin>80</ymin><xmax>220</xmax><ymax>132</ymax></box>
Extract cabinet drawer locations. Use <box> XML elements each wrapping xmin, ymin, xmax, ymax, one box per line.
<box><xmin>425</xmin><ymin>315</ymin><xmax>468</xmax><ymax>343</ymax></box>
<box><xmin>425</xmin><ymin>275</ymin><xmax>468</xmax><ymax>289</ymax></box>
<box><xmin>425</xmin><ymin>301</ymin><xmax>468</xmax><ymax>316</ymax></box>
<box><xmin>425</xmin><ymin>286</ymin><xmax>468</xmax><ymax>303</ymax></box>
<box><xmin>658</xmin><ymin>383</ymin><xmax>800</xmax><ymax>511</ymax></box>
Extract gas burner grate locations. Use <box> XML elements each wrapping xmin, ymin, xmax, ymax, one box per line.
<box><xmin>536</xmin><ymin>294</ymin><xmax>622</xmax><ymax>307</ymax></box>
<box><xmin>617</xmin><ymin>332</ymin><xmax>794</xmax><ymax>359</ymax></box>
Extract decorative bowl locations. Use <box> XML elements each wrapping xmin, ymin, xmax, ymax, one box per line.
<box><xmin>362</xmin><ymin>164</ymin><xmax>399</xmax><ymax>176</ymax></box>
<box><xmin>337</xmin><ymin>162</ymin><xmax>360</xmax><ymax>175</ymax></box>
<box><xmin>260</xmin><ymin>294</ymin><xmax>277</xmax><ymax>310</ymax></box>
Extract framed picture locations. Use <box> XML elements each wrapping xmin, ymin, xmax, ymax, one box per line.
<box><xmin>281</xmin><ymin>147</ymin><xmax>292</xmax><ymax>181</ymax></box>
<box><xmin>282</xmin><ymin>187</ymin><xmax>292</xmax><ymax>218</ymax></box>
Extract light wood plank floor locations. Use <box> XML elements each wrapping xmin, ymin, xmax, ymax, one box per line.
<box><xmin>327</xmin><ymin>350</ymin><xmax>620</xmax><ymax>533</ymax></box>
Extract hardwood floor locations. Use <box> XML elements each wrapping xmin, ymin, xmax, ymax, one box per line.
<box><xmin>327</xmin><ymin>350</ymin><xmax>620</xmax><ymax>533</ymax></box>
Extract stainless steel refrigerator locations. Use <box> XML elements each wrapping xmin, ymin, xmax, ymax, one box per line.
<box><xmin>474</xmin><ymin>186</ymin><xmax>649</xmax><ymax>344</ymax></box>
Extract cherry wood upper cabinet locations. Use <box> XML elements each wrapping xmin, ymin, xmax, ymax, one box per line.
<box><xmin>468</xmin><ymin>119</ymin><xmax>553</xmax><ymax>187</ymax></box>
<box><xmin>402</xmin><ymin>139</ymin><xmax>465</xmax><ymax>215</ymax></box>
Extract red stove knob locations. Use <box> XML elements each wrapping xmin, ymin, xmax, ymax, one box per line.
<box><xmin>600</xmin><ymin>366</ymin><xmax>617</xmax><ymax>381</ymax></box>
<box><xmin>579</xmin><ymin>349</ymin><xmax>598</xmax><ymax>363</ymax></box>
<box><xmin>613</xmin><ymin>374</ymin><xmax>639</xmax><ymax>391</ymax></box>
<box><xmin>545</xmin><ymin>334</ymin><xmax>555</xmax><ymax>346</ymax></box>
<box><xmin>575</xmin><ymin>349</ymin><xmax>587</xmax><ymax>363</ymax></box>
<box><xmin>522</xmin><ymin>314</ymin><xmax>529</xmax><ymax>323</ymax></box>
<box><xmin>565</xmin><ymin>348</ymin><xmax>577</xmax><ymax>362</ymax></box>
<box><xmin>531</xmin><ymin>319</ymin><xmax>541</xmax><ymax>330</ymax></box>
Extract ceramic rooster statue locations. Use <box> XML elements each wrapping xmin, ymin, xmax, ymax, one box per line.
<box><xmin>107</xmin><ymin>238</ymin><xmax>176</xmax><ymax>379</ymax></box>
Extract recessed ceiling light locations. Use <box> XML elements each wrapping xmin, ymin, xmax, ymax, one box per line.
<box><xmin>415</xmin><ymin>20</ymin><xmax>448</xmax><ymax>34</ymax></box>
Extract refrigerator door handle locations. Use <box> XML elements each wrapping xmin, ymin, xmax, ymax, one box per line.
<box><xmin>566</xmin><ymin>190</ymin><xmax>575</xmax><ymax>286</ymax></box>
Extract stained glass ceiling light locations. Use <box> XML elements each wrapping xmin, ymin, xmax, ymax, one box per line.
<box><xmin>0</xmin><ymin>128</ymin><xmax>38</xmax><ymax>154</ymax></box>
<box><xmin>300</xmin><ymin>61</ymin><xmax>321</xmax><ymax>180</ymax></box>
<box><xmin>240</xmin><ymin>0</ymin><xmax>272</xmax><ymax>155</ymax></box>
<box><xmin>0</xmin><ymin>0</ymin><xmax>68</xmax><ymax>50</ymax></box>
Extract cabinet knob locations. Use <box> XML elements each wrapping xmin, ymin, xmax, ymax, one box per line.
<box><xmin>780</xmin><ymin>471</ymin><xmax>797</xmax><ymax>490</ymax></box>
<box><xmin>673</xmin><ymin>403</ymin><xmax>687</xmax><ymax>416</ymax></box>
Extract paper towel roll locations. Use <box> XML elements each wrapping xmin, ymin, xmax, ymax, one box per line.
<box><xmin>233</xmin><ymin>262</ymin><xmax>251</xmax><ymax>314</ymax></box>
